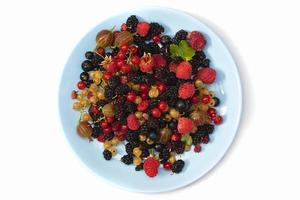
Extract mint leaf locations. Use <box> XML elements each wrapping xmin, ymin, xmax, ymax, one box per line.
<box><xmin>169</xmin><ymin>40</ymin><xmax>195</xmax><ymax>61</ymax></box>
<box><xmin>179</xmin><ymin>40</ymin><xmax>195</xmax><ymax>61</ymax></box>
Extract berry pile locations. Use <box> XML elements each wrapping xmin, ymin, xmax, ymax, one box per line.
<box><xmin>72</xmin><ymin>15</ymin><xmax>223</xmax><ymax>177</ymax></box>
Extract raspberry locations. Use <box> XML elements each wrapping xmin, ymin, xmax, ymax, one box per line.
<box><xmin>187</xmin><ymin>31</ymin><xmax>206</xmax><ymax>51</ymax></box>
<box><xmin>127</xmin><ymin>114</ymin><xmax>140</xmax><ymax>130</ymax></box>
<box><xmin>178</xmin><ymin>83</ymin><xmax>195</xmax><ymax>99</ymax></box>
<box><xmin>176</xmin><ymin>61</ymin><xmax>192</xmax><ymax>79</ymax></box>
<box><xmin>137</xmin><ymin>22</ymin><xmax>150</xmax><ymax>37</ymax></box>
<box><xmin>177</xmin><ymin>117</ymin><xmax>195</xmax><ymax>134</ymax></box>
<box><xmin>152</xmin><ymin>54</ymin><xmax>166</xmax><ymax>68</ymax></box>
<box><xmin>197</xmin><ymin>68</ymin><xmax>216</xmax><ymax>84</ymax></box>
<box><xmin>168</xmin><ymin>62</ymin><xmax>178</xmax><ymax>73</ymax></box>
<box><xmin>139</xmin><ymin>53</ymin><xmax>154</xmax><ymax>72</ymax></box>
<box><xmin>144</xmin><ymin>157</ymin><xmax>160</xmax><ymax>177</ymax></box>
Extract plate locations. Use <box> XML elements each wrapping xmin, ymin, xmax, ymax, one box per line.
<box><xmin>59</xmin><ymin>6</ymin><xmax>242</xmax><ymax>193</ymax></box>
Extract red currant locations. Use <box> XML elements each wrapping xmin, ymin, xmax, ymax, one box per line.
<box><xmin>106</xmin><ymin>62</ymin><xmax>118</xmax><ymax>73</ymax></box>
<box><xmin>140</xmin><ymin>83</ymin><xmax>149</xmax><ymax>93</ymax></box>
<box><xmin>106</xmin><ymin>116</ymin><xmax>115</xmax><ymax>124</ymax></box>
<box><xmin>117</xmin><ymin>59</ymin><xmax>126</xmax><ymax>67</ymax></box>
<box><xmin>191</xmin><ymin>95</ymin><xmax>200</xmax><ymax>104</ymax></box>
<box><xmin>117</xmin><ymin>51</ymin><xmax>126</xmax><ymax>60</ymax></box>
<box><xmin>201</xmin><ymin>135</ymin><xmax>209</xmax><ymax>144</ymax></box>
<box><xmin>137</xmin><ymin>100</ymin><xmax>149</xmax><ymax>111</ymax></box>
<box><xmin>157</xmin><ymin>101</ymin><xmax>168</xmax><ymax>111</ymax></box>
<box><xmin>127</xmin><ymin>91</ymin><xmax>137</xmax><ymax>102</ymax></box>
<box><xmin>171</xmin><ymin>134</ymin><xmax>181</xmax><ymax>141</ymax></box>
<box><xmin>103</xmin><ymin>71</ymin><xmax>112</xmax><ymax>81</ymax></box>
<box><xmin>100</xmin><ymin>121</ymin><xmax>109</xmax><ymax>129</ymax></box>
<box><xmin>112</xmin><ymin>122</ymin><xmax>122</xmax><ymax>132</ymax></box>
<box><xmin>152</xmin><ymin>35</ymin><xmax>161</xmax><ymax>43</ymax></box>
<box><xmin>120</xmin><ymin>124</ymin><xmax>128</xmax><ymax>133</ymax></box>
<box><xmin>157</xmin><ymin>82</ymin><xmax>166</xmax><ymax>93</ymax></box>
<box><xmin>163</xmin><ymin>162</ymin><xmax>172</xmax><ymax>170</ymax></box>
<box><xmin>71</xmin><ymin>90</ymin><xmax>77</xmax><ymax>99</ymax></box>
<box><xmin>121</xmin><ymin>23</ymin><xmax>127</xmax><ymax>31</ymax></box>
<box><xmin>129</xmin><ymin>46</ymin><xmax>138</xmax><ymax>54</ymax></box>
<box><xmin>115</xmin><ymin>131</ymin><xmax>126</xmax><ymax>141</ymax></box>
<box><xmin>207</xmin><ymin>108</ymin><xmax>216</xmax><ymax>116</ymax></box>
<box><xmin>194</xmin><ymin>145</ymin><xmax>201</xmax><ymax>153</ymax></box>
<box><xmin>97</xmin><ymin>134</ymin><xmax>105</xmax><ymax>142</ymax></box>
<box><xmin>140</xmin><ymin>92</ymin><xmax>148</xmax><ymax>100</ymax></box>
<box><xmin>120</xmin><ymin>63</ymin><xmax>131</xmax><ymax>73</ymax></box>
<box><xmin>91</xmin><ymin>105</ymin><xmax>100</xmax><ymax>115</ymax></box>
<box><xmin>151</xmin><ymin>108</ymin><xmax>161</xmax><ymax>118</ymax></box>
<box><xmin>120</xmin><ymin>44</ymin><xmax>129</xmax><ymax>52</ymax></box>
<box><xmin>213</xmin><ymin>115</ymin><xmax>223</xmax><ymax>125</ymax></box>
<box><xmin>131</xmin><ymin>55</ymin><xmax>140</xmax><ymax>65</ymax></box>
<box><xmin>103</xmin><ymin>127</ymin><xmax>112</xmax><ymax>135</ymax></box>
<box><xmin>77</xmin><ymin>81</ymin><xmax>86</xmax><ymax>90</ymax></box>
<box><xmin>201</xmin><ymin>95</ymin><xmax>211</xmax><ymax>104</ymax></box>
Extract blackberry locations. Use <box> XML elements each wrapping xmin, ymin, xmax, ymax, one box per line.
<box><xmin>190</xmin><ymin>59</ymin><xmax>202</xmax><ymax>74</ymax></box>
<box><xmin>146</xmin><ymin>22</ymin><xmax>164</xmax><ymax>39</ymax></box>
<box><xmin>141</xmin><ymin>149</ymin><xmax>150</xmax><ymax>158</ymax></box>
<box><xmin>146</xmin><ymin>118</ymin><xmax>160</xmax><ymax>129</ymax></box>
<box><xmin>149</xmin><ymin>99</ymin><xmax>158</xmax><ymax>109</ymax></box>
<box><xmin>148</xmin><ymin>42</ymin><xmax>160</xmax><ymax>54</ymax></box>
<box><xmin>158</xmin><ymin>118</ymin><xmax>166</xmax><ymax>129</ymax></box>
<box><xmin>174</xmin><ymin>29</ymin><xmax>188</xmax><ymax>41</ymax></box>
<box><xmin>160</xmin><ymin>35</ymin><xmax>171</xmax><ymax>45</ymax></box>
<box><xmin>105</xmin><ymin>134</ymin><xmax>114</xmax><ymax>141</ymax></box>
<box><xmin>125</xmin><ymin>143</ymin><xmax>134</xmax><ymax>155</ymax></box>
<box><xmin>121</xmin><ymin>154</ymin><xmax>133</xmax><ymax>165</ymax></box>
<box><xmin>154</xmin><ymin>144</ymin><xmax>166</xmax><ymax>152</ymax></box>
<box><xmin>159</xmin><ymin>149</ymin><xmax>170</xmax><ymax>160</ymax></box>
<box><xmin>213</xmin><ymin>97</ymin><xmax>220</xmax><ymax>107</ymax></box>
<box><xmin>108</xmin><ymin>76</ymin><xmax>120</xmax><ymax>89</ymax></box>
<box><xmin>159</xmin><ymin>45</ymin><xmax>170</xmax><ymax>57</ymax></box>
<box><xmin>114</xmin><ymin>84</ymin><xmax>130</xmax><ymax>95</ymax></box>
<box><xmin>104</xmin><ymin>86</ymin><xmax>115</xmax><ymax>99</ymax></box>
<box><xmin>91</xmin><ymin>126</ymin><xmax>102</xmax><ymax>138</ymax></box>
<box><xmin>148</xmin><ymin>130</ymin><xmax>159</xmax><ymax>142</ymax></box>
<box><xmin>135</xmin><ymin>163</ymin><xmax>144</xmax><ymax>171</ymax></box>
<box><xmin>115</xmin><ymin>104</ymin><xmax>126</xmax><ymax>123</ymax></box>
<box><xmin>197</xmin><ymin>124</ymin><xmax>215</xmax><ymax>135</ymax></box>
<box><xmin>125</xmin><ymin>101</ymin><xmax>137</xmax><ymax>113</ymax></box>
<box><xmin>158</xmin><ymin>86</ymin><xmax>178</xmax><ymax>101</ymax></box>
<box><xmin>174</xmin><ymin>141</ymin><xmax>185</xmax><ymax>154</ymax></box>
<box><xmin>133</xmin><ymin>35</ymin><xmax>145</xmax><ymax>46</ymax></box>
<box><xmin>125</xmin><ymin>131</ymin><xmax>139</xmax><ymax>143</ymax></box>
<box><xmin>192</xmin><ymin>133</ymin><xmax>202</xmax><ymax>145</ymax></box>
<box><xmin>103</xmin><ymin>150</ymin><xmax>112</xmax><ymax>160</ymax></box>
<box><xmin>173</xmin><ymin>56</ymin><xmax>183</xmax><ymax>64</ymax></box>
<box><xmin>193</xmin><ymin>51</ymin><xmax>206</xmax><ymax>61</ymax></box>
<box><xmin>154</xmin><ymin>68</ymin><xmax>168</xmax><ymax>80</ymax></box>
<box><xmin>164</xmin><ymin>72</ymin><xmax>177</xmax><ymax>86</ymax></box>
<box><xmin>126</xmin><ymin>15</ymin><xmax>139</xmax><ymax>33</ymax></box>
<box><xmin>129</xmin><ymin>71</ymin><xmax>143</xmax><ymax>84</ymax></box>
<box><xmin>202</xmin><ymin>58</ymin><xmax>210</xmax><ymax>67</ymax></box>
<box><xmin>172</xmin><ymin>160</ymin><xmax>185</xmax><ymax>173</ymax></box>
<box><xmin>142</xmin><ymin>73</ymin><xmax>156</xmax><ymax>85</ymax></box>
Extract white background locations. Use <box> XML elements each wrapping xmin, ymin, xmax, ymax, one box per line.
<box><xmin>0</xmin><ymin>0</ymin><xmax>299</xmax><ymax>199</ymax></box>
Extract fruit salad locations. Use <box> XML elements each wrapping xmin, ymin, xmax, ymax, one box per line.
<box><xmin>71</xmin><ymin>15</ymin><xmax>223</xmax><ymax>177</ymax></box>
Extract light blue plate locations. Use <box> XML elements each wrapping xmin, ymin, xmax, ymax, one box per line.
<box><xmin>59</xmin><ymin>6</ymin><xmax>242</xmax><ymax>193</ymax></box>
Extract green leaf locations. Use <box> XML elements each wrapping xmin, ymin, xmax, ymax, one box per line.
<box><xmin>169</xmin><ymin>40</ymin><xmax>195</xmax><ymax>61</ymax></box>
<box><xmin>179</xmin><ymin>40</ymin><xmax>195</xmax><ymax>61</ymax></box>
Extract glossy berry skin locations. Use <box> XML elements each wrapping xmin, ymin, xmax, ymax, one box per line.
<box><xmin>120</xmin><ymin>63</ymin><xmax>131</xmax><ymax>73</ymax></box>
<box><xmin>117</xmin><ymin>60</ymin><xmax>126</xmax><ymax>67</ymax></box>
<box><xmin>157</xmin><ymin>101</ymin><xmax>168</xmax><ymax>111</ymax></box>
<box><xmin>140</xmin><ymin>92</ymin><xmax>148</xmax><ymax>100</ymax></box>
<box><xmin>191</xmin><ymin>95</ymin><xmax>199</xmax><ymax>104</ymax></box>
<box><xmin>152</xmin><ymin>35</ymin><xmax>161</xmax><ymax>43</ymax></box>
<box><xmin>207</xmin><ymin>108</ymin><xmax>216</xmax><ymax>117</ymax></box>
<box><xmin>103</xmin><ymin>72</ymin><xmax>112</xmax><ymax>81</ymax></box>
<box><xmin>106</xmin><ymin>116</ymin><xmax>115</xmax><ymax>124</ymax></box>
<box><xmin>201</xmin><ymin>95</ymin><xmax>211</xmax><ymax>104</ymax></box>
<box><xmin>100</xmin><ymin>121</ymin><xmax>109</xmax><ymax>129</ymax></box>
<box><xmin>140</xmin><ymin>83</ymin><xmax>149</xmax><ymax>93</ymax></box>
<box><xmin>129</xmin><ymin>46</ymin><xmax>138</xmax><ymax>54</ymax></box>
<box><xmin>120</xmin><ymin>44</ymin><xmax>129</xmax><ymax>52</ymax></box>
<box><xmin>194</xmin><ymin>145</ymin><xmax>201</xmax><ymax>153</ymax></box>
<box><xmin>213</xmin><ymin>115</ymin><xmax>223</xmax><ymax>125</ymax></box>
<box><xmin>91</xmin><ymin>105</ymin><xmax>100</xmax><ymax>115</ymax></box>
<box><xmin>151</xmin><ymin>108</ymin><xmax>161</xmax><ymax>118</ymax></box>
<box><xmin>77</xmin><ymin>81</ymin><xmax>86</xmax><ymax>90</ymax></box>
<box><xmin>106</xmin><ymin>62</ymin><xmax>118</xmax><ymax>73</ymax></box>
<box><xmin>117</xmin><ymin>51</ymin><xmax>126</xmax><ymax>60</ymax></box>
<box><xmin>103</xmin><ymin>127</ymin><xmax>112</xmax><ymax>135</ymax></box>
<box><xmin>80</xmin><ymin>72</ymin><xmax>89</xmax><ymax>81</ymax></box>
<box><xmin>127</xmin><ymin>92</ymin><xmax>137</xmax><ymax>102</ymax></box>
<box><xmin>171</xmin><ymin>134</ymin><xmax>181</xmax><ymax>142</ymax></box>
<box><xmin>137</xmin><ymin>100</ymin><xmax>149</xmax><ymax>111</ymax></box>
<box><xmin>121</xmin><ymin>23</ymin><xmax>127</xmax><ymax>31</ymax></box>
<box><xmin>131</xmin><ymin>55</ymin><xmax>140</xmax><ymax>65</ymax></box>
<box><xmin>157</xmin><ymin>82</ymin><xmax>166</xmax><ymax>93</ymax></box>
<box><xmin>163</xmin><ymin>162</ymin><xmax>172</xmax><ymax>170</ymax></box>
